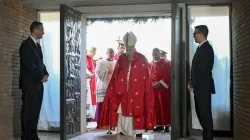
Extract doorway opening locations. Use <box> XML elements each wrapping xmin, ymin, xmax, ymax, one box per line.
<box><xmin>38</xmin><ymin>11</ymin><xmax>60</xmax><ymax>132</ymax></box>
<box><xmin>85</xmin><ymin>18</ymin><xmax>172</xmax><ymax>132</ymax></box>
<box><xmin>37</xmin><ymin>5</ymin><xmax>174</xmax><ymax>139</ymax></box>
<box><xmin>86</xmin><ymin>19</ymin><xmax>171</xmax><ymax>61</ymax></box>
<box><xmin>36</xmin><ymin>12</ymin><xmax>61</xmax><ymax>139</ymax></box>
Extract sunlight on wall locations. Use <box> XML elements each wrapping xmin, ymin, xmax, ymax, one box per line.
<box><xmin>86</xmin><ymin>19</ymin><xmax>171</xmax><ymax>61</ymax></box>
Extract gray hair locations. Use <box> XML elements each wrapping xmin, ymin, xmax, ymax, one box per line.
<box><xmin>87</xmin><ymin>46</ymin><xmax>97</xmax><ymax>52</ymax></box>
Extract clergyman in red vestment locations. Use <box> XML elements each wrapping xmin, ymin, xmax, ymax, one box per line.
<box><xmin>100</xmin><ymin>31</ymin><xmax>154</xmax><ymax>137</ymax></box>
<box><xmin>86</xmin><ymin>47</ymin><xmax>97</xmax><ymax>118</ymax></box>
<box><xmin>150</xmin><ymin>48</ymin><xmax>171</xmax><ymax>132</ymax></box>
<box><xmin>114</xmin><ymin>40</ymin><xmax>125</xmax><ymax>60</ymax></box>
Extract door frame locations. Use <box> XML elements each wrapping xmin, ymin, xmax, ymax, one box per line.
<box><xmin>37</xmin><ymin>1</ymin><xmax>233</xmax><ymax>139</ymax></box>
<box><xmin>75</xmin><ymin>2</ymin><xmax>174</xmax><ymax>137</ymax></box>
<box><xmin>179</xmin><ymin>3</ymin><xmax>188</xmax><ymax>138</ymax></box>
<box><xmin>171</xmin><ymin>1</ymin><xmax>189</xmax><ymax>139</ymax></box>
<box><xmin>41</xmin><ymin>3</ymin><xmax>181</xmax><ymax>139</ymax></box>
<box><xmin>80</xmin><ymin>16</ymin><xmax>88</xmax><ymax>134</ymax></box>
<box><xmin>170</xmin><ymin>1</ymin><xmax>182</xmax><ymax>139</ymax></box>
<box><xmin>74</xmin><ymin>4</ymin><xmax>172</xmax><ymax>18</ymax></box>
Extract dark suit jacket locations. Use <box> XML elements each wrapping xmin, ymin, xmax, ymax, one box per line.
<box><xmin>190</xmin><ymin>41</ymin><xmax>215</xmax><ymax>94</ymax></box>
<box><xmin>19</xmin><ymin>37</ymin><xmax>49</xmax><ymax>89</ymax></box>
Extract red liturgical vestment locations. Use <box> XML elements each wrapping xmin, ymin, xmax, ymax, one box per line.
<box><xmin>86</xmin><ymin>55</ymin><xmax>97</xmax><ymax>105</ymax></box>
<box><xmin>100</xmin><ymin>52</ymin><xmax>154</xmax><ymax>130</ymax></box>
<box><xmin>150</xmin><ymin>58</ymin><xmax>171</xmax><ymax>126</ymax></box>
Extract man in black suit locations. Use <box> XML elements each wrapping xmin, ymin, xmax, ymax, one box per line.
<box><xmin>19</xmin><ymin>21</ymin><xmax>49</xmax><ymax>140</ymax></box>
<box><xmin>188</xmin><ymin>25</ymin><xmax>215</xmax><ymax>140</ymax></box>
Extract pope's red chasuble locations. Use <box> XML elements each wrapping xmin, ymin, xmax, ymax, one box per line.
<box><xmin>100</xmin><ymin>52</ymin><xmax>154</xmax><ymax>130</ymax></box>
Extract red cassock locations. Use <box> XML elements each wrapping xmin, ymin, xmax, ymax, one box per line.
<box><xmin>86</xmin><ymin>55</ymin><xmax>97</xmax><ymax>105</ymax></box>
<box><xmin>114</xmin><ymin>53</ymin><xmax>119</xmax><ymax>60</ymax></box>
<box><xmin>150</xmin><ymin>58</ymin><xmax>171</xmax><ymax>126</ymax></box>
<box><xmin>100</xmin><ymin>52</ymin><xmax>154</xmax><ymax>130</ymax></box>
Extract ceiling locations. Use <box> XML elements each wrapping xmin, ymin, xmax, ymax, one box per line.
<box><xmin>23</xmin><ymin>0</ymin><xmax>232</xmax><ymax>11</ymax></box>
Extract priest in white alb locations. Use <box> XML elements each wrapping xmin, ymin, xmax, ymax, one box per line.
<box><xmin>94</xmin><ymin>48</ymin><xmax>116</xmax><ymax>128</ymax></box>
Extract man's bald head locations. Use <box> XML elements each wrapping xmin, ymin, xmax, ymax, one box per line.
<box><xmin>152</xmin><ymin>48</ymin><xmax>161</xmax><ymax>61</ymax></box>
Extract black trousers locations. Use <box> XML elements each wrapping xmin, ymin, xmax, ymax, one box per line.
<box><xmin>21</xmin><ymin>83</ymin><xmax>43</xmax><ymax>140</ymax></box>
<box><xmin>194</xmin><ymin>84</ymin><xmax>213</xmax><ymax>140</ymax></box>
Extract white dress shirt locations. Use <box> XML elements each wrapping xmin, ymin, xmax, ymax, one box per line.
<box><xmin>30</xmin><ymin>36</ymin><xmax>38</xmax><ymax>45</ymax></box>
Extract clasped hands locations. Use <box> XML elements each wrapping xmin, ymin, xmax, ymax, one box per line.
<box><xmin>152</xmin><ymin>81</ymin><xmax>161</xmax><ymax>88</ymax></box>
<box><xmin>41</xmin><ymin>75</ymin><xmax>49</xmax><ymax>83</ymax></box>
<box><xmin>187</xmin><ymin>82</ymin><xmax>194</xmax><ymax>93</ymax></box>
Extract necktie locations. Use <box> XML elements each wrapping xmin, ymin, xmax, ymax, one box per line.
<box><xmin>35</xmin><ymin>43</ymin><xmax>43</xmax><ymax>61</ymax></box>
<box><xmin>36</xmin><ymin>43</ymin><xmax>40</xmax><ymax>47</ymax></box>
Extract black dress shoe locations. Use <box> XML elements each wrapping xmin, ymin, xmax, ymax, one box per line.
<box><xmin>164</xmin><ymin>126</ymin><xmax>170</xmax><ymax>133</ymax></box>
<box><xmin>153</xmin><ymin>126</ymin><xmax>164</xmax><ymax>131</ymax></box>
<box><xmin>119</xmin><ymin>132</ymin><xmax>125</xmax><ymax>135</ymax></box>
<box><xmin>136</xmin><ymin>133</ymin><xmax>142</xmax><ymax>137</ymax></box>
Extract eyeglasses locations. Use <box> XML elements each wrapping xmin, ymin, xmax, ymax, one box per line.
<box><xmin>193</xmin><ymin>32</ymin><xmax>200</xmax><ymax>35</ymax></box>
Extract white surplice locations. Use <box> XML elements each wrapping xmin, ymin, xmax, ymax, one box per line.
<box><xmin>86</xmin><ymin>78</ymin><xmax>94</xmax><ymax>118</ymax></box>
<box><xmin>95</xmin><ymin>59</ymin><xmax>116</xmax><ymax>103</ymax></box>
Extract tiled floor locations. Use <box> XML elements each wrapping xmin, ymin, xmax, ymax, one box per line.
<box><xmin>181</xmin><ymin>137</ymin><xmax>233</xmax><ymax>140</ymax></box>
<box><xmin>36</xmin><ymin>122</ymin><xmax>233</xmax><ymax>140</ymax></box>
<box><xmin>38</xmin><ymin>132</ymin><xmax>60</xmax><ymax>140</ymax></box>
<box><xmin>37</xmin><ymin>130</ymin><xmax>233</xmax><ymax>140</ymax></box>
<box><xmin>70</xmin><ymin>130</ymin><xmax>170</xmax><ymax>140</ymax></box>
<box><xmin>37</xmin><ymin>130</ymin><xmax>171</xmax><ymax>140</ymax></box>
